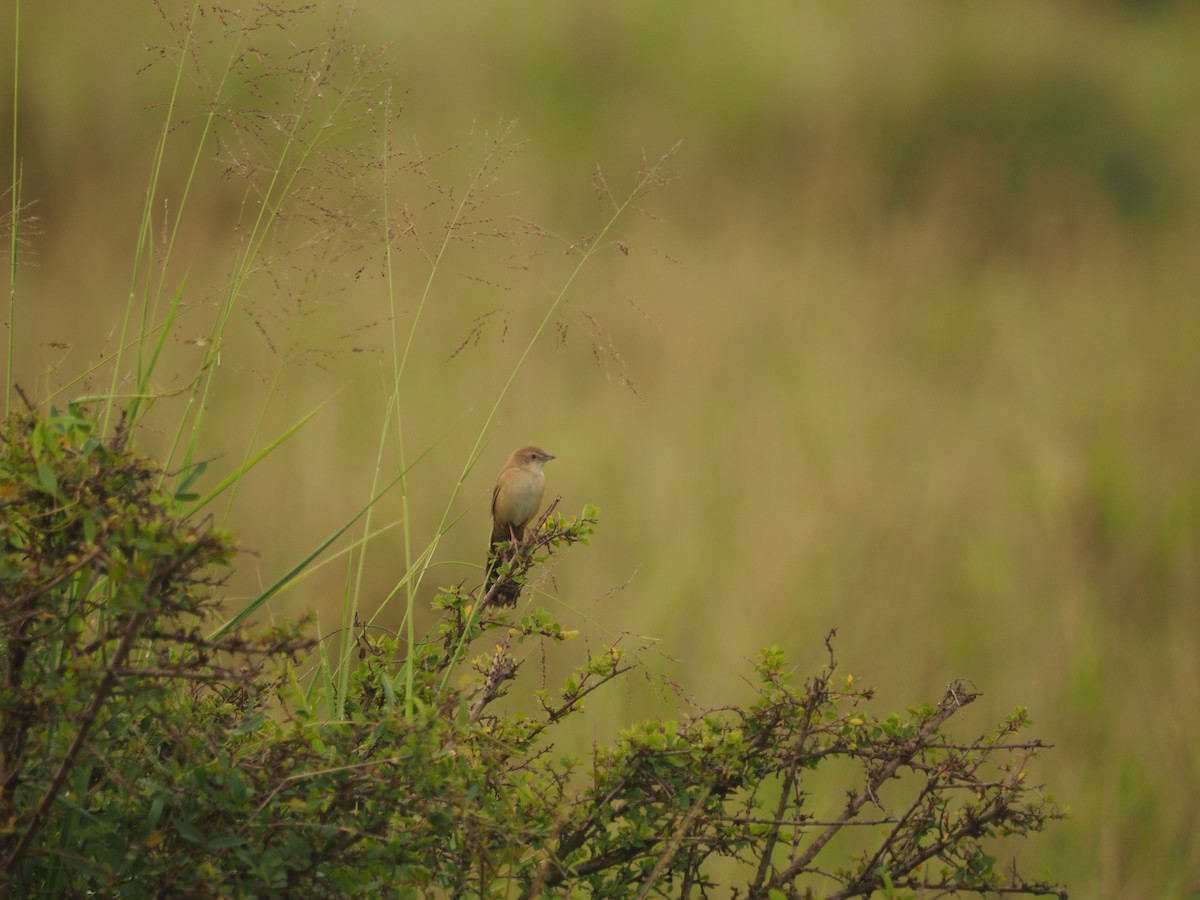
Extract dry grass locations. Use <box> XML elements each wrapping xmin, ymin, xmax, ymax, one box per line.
<box><xmin>4</xmin><ymin>2</ymin><xmax>1198</xmax><ymax>895</ymax></box>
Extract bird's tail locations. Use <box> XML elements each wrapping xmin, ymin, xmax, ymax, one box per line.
<box><xmin>484</xmin><ymin>533</ymin><xmax>522</xmax><ymax>606</ymax></box>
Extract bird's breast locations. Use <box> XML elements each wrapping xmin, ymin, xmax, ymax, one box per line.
<box><xmin>498</xmin><ymin>471</ymin><xmax>544</xmax><ymax>527</ymax></box>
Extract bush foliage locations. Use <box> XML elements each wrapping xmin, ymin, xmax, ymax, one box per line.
<box><xmin>0</xmin><ymin>409</ymin><xmax>1065</xmax><ymax>896</ymax></box>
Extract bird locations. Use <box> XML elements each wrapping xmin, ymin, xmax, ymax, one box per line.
<box><xmin>486</xmin><ymin>445</ymin><xmax>555</xmax><ymax>598</ymax></box>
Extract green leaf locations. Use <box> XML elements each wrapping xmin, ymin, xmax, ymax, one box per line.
<box><xmin>147</xmin><ymin>795</ymin><xmax>164</xmax><ymax>829</ymax></box>
<box><xmin>382</xmin><ymin>669</ymin><xmax>399</xmax><ymax>710</ymax></box>
<box><xmin>207</xmin><ymin>835</ymin><xmax>250</xmax><ymax>850</ymax></box>
<box><xmin>229</xmin><ymin>713</ymin><xmax>266</xmax><ymax>736</ymax></box>
<box><xmin>229</xmin><ymin>772</ymin><xmax>248</xmax><ymax>804</ymax></box>
<box><xmin>36</xmin><ymin>460</ymin><xmax>59</xmax><ymax>495</ymax></box>
<box><xmin>174</xmin><ymin>460</ymin><xmax>208</xmax><ymax>502</ymax></box>
<box><xmin>175</xmin><ymin>820</ymin><xmax>206</xmax><ymax>845</ymax></box>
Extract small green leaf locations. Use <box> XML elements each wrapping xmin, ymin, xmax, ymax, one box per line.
<box><xmin>36</xmin><ymin>460</ymin><xmax>59</xmax><ymax>495</ymax></box>
<box><xmin>175</xmin><ymin>820</ymin><xmax>205</xmax><ymax>844</ymax></box>
<box><xmin>147</xmin><ymin>795</ymin><xmax>164</xmax><ymax>829</ymax></box>
<box><xmin>229</xmin><ymin>713</ymin><xmax>266</xmax><ymax>736</ymax></box>
<box><xmin>175</xmin><ymin>460</ymin><xmax>208</xmax><ymax>502</ymax></box>
<box><xmin>229</xmin><ymin>772</ymin><xmax>248</xmax><ymax>804</ymax></box>
<box><xmin>207</xmin><ymin>835</ymin><xmax>249</xmax><ymax>850</ymax></box>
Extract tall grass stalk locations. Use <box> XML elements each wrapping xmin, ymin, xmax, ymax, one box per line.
<box><xmin>101</xmin><ymin>0</ymin><xmax>201</xmax><ymax>438</ymax></box>
<box><xmin>431</xmin><ymin>151</ymin><xmax>677</xmax><ymax>694</ymax></box>
<box><xmin>6</xmin><ymin>2</ymin><xmax>665</xmax><ymax>729</ymax></box>
<box><xmin>5</xmin><ymin>0</ymin><xmax>20</xmax><ymax>415</ymax></box>
<box><xmin>340</xmin><ymin>86</ymin><xmax>429</xmax><ymax>721</ymax></box>
<box><xmin>169</xmin><ymin>47</ymin><xmax>370</xmax><ymax>525</ymax></box>
<box><xmin>325</xmin><ymin>135</ymin><xmax>676</xmax><ymax>715</ymax></box>
<box><xmin>338</xmin><ymin>119</ymin><xmax>529</xmax><ymax>720</ymax></box>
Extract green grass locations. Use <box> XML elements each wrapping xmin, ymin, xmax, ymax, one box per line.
<box><xmin>4</xmin><ymin>2</ymin><xmax>1198</xmax><ymax>895</ymax></box>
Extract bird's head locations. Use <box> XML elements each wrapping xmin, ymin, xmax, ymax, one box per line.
<box><xmin>510</xmin><ymin>446</ymin><xmax>555</xmax><ymax>471</ymax></box>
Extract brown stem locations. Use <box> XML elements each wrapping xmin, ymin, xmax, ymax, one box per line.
<box><xmin>765</xmin><ymin>680</ymin><xmax>978</xmax><ymax>893</ymax></box>
<box><xmin>2</xmin><ymin>608</ymin><xmax>146</xmax><ymax>872</ymax></box>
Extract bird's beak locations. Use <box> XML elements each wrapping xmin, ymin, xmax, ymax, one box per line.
<box><xmin>544</xmin><ymin>454</ymin><xmax>557</xmax><ymax>461</ymax></box>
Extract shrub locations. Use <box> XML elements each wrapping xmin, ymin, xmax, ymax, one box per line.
<box><xmin>1</xmin><ymin>408</ymin><xmax>1065</xmax><ymax>897</ymax></box>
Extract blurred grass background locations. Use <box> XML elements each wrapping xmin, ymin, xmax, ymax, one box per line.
<box><xmin>4</xmin><ymin>1</ymin><xmax>1198</xmax><ymax>895</ymax></box>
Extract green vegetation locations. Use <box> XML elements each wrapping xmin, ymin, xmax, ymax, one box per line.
<box><xmin>4</xmin><ymin>1</ymin><xmax>1198</xmax><ymax>896</ymax></box>
<box><xmin>1</xmin><ymin>408</ymin><xmax>1064</xmax><ymax>896</ymax></box>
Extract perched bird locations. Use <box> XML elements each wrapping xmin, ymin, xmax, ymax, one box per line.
<box><xmin>486</xmin><ymin>445</ymin><xmax>555</xmax><ymax>597</ymax></box>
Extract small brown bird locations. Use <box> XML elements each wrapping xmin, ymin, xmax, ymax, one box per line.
<box><xmin>486</xmin><ymin>445</ymin><xmax>555</xmax><ymax>595</ymax></box>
